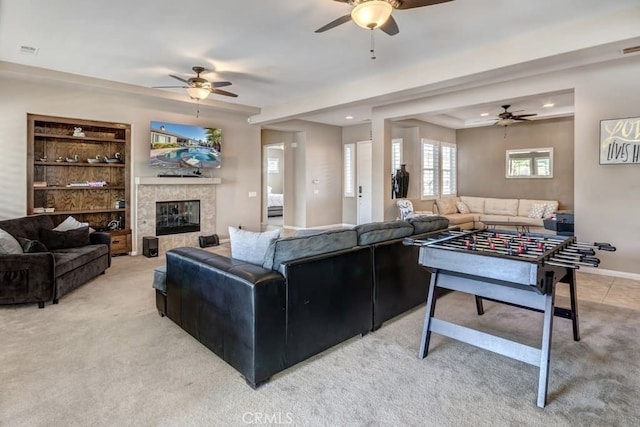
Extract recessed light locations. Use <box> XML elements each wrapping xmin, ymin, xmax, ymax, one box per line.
<box><xmin>543</xmin><ymin>103</ymin><xmax>555</xmax><ymax>108</ymax></box>
<box><xmin>345</xmin><ymin>115</ymin><xmax>354</xmax><ymax>120</ymax></box>
<box><xmin>480</xmin><ymin>113</ymin><xmax>489</xmax><ymax>117</ymax></box>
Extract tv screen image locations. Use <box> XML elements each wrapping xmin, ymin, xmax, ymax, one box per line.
<box><xmin>150</xmin><ymin>121</ymin><xmax>221</xmax><ymax>169</ymax></box>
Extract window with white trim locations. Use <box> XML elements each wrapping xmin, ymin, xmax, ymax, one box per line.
<box><xmin>344</xmin><ymin>143</ymin><xmax>355</xmax><ymax>197</ymax></box>
<box><xmin>391</xmin><ymin>138</ymin><xmax>403</xmax><ymax>173</ymax></box>
<box><xmin>421</xmin><ymin>139</ymin><xmax>457</xmax><ymax>199</ymax></box>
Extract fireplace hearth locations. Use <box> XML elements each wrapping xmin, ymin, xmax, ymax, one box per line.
<box><xmin>156</xmin><ymin>200</ymin><xmax>200</xmax><ymax>236</ymax></box>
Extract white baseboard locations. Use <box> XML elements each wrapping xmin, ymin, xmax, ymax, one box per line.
<box><xmin>580</xmin><ymin>267</ymin><xmax>640</xmax><ymax>282</ymax></box>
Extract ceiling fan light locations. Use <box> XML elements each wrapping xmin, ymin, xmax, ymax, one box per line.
<box><xmin>497</xmin><ymin>118</ymin><xmax>515</xmax><ymax>127</ymax></box>
<box><xmin>186</xmin><ymin>86</ymin><xmax>210</xmax><ymax>100</ymax></box>
<box><xmin>351</xmin><ymin>1</ymin><xmax>393</xmax><ymax>29</ymax></box>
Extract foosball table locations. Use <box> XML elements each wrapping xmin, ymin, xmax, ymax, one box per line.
<box><xmin>405</xmin><ymin>229</ymin><xmax>615</xmax><ymax>408</ymax></box>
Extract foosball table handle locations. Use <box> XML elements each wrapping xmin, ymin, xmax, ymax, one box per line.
<box><xmin>594</xmin><ymin>243</ymin><xmax>616</xmax><ymax>251</ymax></box>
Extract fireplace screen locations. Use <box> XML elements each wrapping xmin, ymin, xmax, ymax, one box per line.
<box><xmin>156</xmin><ymin>200</ymin><xmax>200</xmax><ymax>236</ymax></box>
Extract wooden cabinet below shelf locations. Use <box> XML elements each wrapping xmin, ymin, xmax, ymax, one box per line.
<box><xmin>109</xmin><ymin>229</ymin><xmax>132</xmax><ymax>256</ymax></box>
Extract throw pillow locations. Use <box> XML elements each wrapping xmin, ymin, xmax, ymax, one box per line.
<box><xmin>17</xmin><ymin>237</ymin><xmax>49</xmax><ymax>253</ymax></box>
<box><xmin>40</xmin><ymin>226</ymin><xmax>90</xmax><ymax>250</ymax></box>
<box><xmin>54</xmin><ymin>216</ymin><xmax>95</xmax><ymax>233</ymax></box>
<box><xmin>543</xmin><ymin>204</ymin><xmax>556</xmax><ymax>218</ymax></box>
<box><xmin>528</xmin><ymin>203</ymin><xmax>547</xmax><ymax>219</ymax></box>
<box><xmin>228</xmin><ymin>227</ymin><xmax>280</xmax><ymax>266</ymax></box>
<box><xmin>455</xmin><ymin>201</ymin><xmax>470</xmax><ymax>214</ymax></box>
<box><xmin>0</xmin><ymin>228</ymin><xmax>23</xmax><ymax>255</ymax></box>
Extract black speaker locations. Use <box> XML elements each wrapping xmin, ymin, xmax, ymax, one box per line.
<box><xmin>143</xmin><ymin>236</ymin><xmax>158</xmax><ymax>258</ymax></box>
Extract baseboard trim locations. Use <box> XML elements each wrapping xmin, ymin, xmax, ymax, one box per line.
<box><xmin>581</xmin><ymin>267</ymin><xmax>640</xmax><ymax>282</ymax></box>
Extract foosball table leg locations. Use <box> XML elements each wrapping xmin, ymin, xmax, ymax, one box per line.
<box><xmin>567</xmin><ymin>270</ymin><xmax>580</xmax><ymax>341</ymax></box>
<box><xmin>419</xmin><ymin>271</ymin><xmax>440</xmax><ymax>359</ymax></box>
<box><xmin>475</xmin><ymin>295</ymin><xmax>485</xmax><ymax>315</ymax></box>
<box><xmin>537</xmin><ymin>292</ymin><xmax>555</xmax><ymax>408</ymax></box>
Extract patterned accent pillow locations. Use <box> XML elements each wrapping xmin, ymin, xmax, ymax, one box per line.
<box><xmin>528</xmin><ymin>203</ymin><xmax>547</xmax><ymax>219</ymax></box>
<box><xmin>229</xmin><ymin>226</ymin><xmax>280</xmax><ymax>266</ymax></box>
<box><xmin>543</xmin><ymin>204</ymin><xmax>556</xmax><ymax>218</ymax></box>
<box><xmin>456</xmin><ymin>201</ymin><xmax>470</xmax><ymax>214</ymax></box>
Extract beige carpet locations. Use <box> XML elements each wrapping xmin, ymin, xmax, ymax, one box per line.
<box><xmin>1</xmin><ymin>256</ymin><xmax>639</xmax><ymax>426</ymax></box>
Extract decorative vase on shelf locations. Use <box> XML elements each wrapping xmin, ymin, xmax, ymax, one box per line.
<box><xmin>392</xmin><ymin>164</ymin><xmax>409</xmax><ymax>199</ymax></box>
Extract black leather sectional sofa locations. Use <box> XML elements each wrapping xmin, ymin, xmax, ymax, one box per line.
<box><xmin>156</xmin><ymin>216</ymin><xmax>450</xmax><ymax>388</ymax></box>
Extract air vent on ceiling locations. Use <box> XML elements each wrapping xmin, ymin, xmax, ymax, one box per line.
<box><xmin>19</xmin><ymin>45</ymin><xmax>38</xmax><ymax>55</ymax></box>
<box><xmin>622</xmin><ymin>46</ymin><xmax>640</xmax><ymax>55</ymax></box>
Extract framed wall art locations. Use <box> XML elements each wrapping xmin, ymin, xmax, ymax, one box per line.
<box><xmin>600</xmin><ymin>116</ymin><xmax>640</xmax><ymax>164</ymax></box>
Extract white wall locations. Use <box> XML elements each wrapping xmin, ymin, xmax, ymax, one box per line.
<box><xmin>573</xmin><ymin>56</ymin><xmax>640</xmax><ymax>274</ymax></box>
<box><xmin>368</xmin><ymin>57</ymin><xmax>640</xmax><ymax>275</ymax></box>
<box><xmin>0</xmin><ymin>73</ymin><xmax>261</xmax><ymax>252</ymax></box>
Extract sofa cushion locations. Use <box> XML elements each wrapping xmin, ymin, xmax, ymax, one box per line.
<box><xmin>484</xmin><ymin>198</ymin><xmax>518</xmax><ymax>216</ymax></box>
<box><xmin>0</xmin><ymin>215</ymin><xmax>54</xmax><ymax>241</ymax></box>
<box><xmin>40</xmin><ymin>227</ymin><xmax>90</xmax><ymax>250</ymax></box>
<box><xmin>152</xmin><ymin>265</ymin><xmax>167</xmax><ymax>292</ymax></box>
<box><xmin>53</xmin><ymin>245</ymin><xmax>110</xmax><ymax>277</ymax></box>
<box><xmin>509</xmin><ymin>216</ymin><xmax>544</xmax><ymax>226</ymax></box>
<box><xmin>263</xmin><ymin>229</ymin><xmax>357</xmax><ymax>271</ymax></box>
<box><xmin>355</xmin><ymin>220</ymin><xmax>413</xmax><ymax>245</ymax></box>
<box><xmin>408</xmin><ymin>216</ymin><xmax>449</xmax><ymax>235</ymax></box>
<box><xmin>479</xmin><ymin>214</ymin><xmax>512</xmax><ymax>224</ymax></box>
<box><xmin>435</xmin><ymin>197</ymin><xmax>459</xmax><ymax>215</ymax></box>
<box><xmin>0</xmin><ymin>228</ymin><xmax>23</xmax><ymax>255</ymax></box>
<box><xmin>229</xmin><ymin>227</ymin><xmax>280</xmax><ymax>266</ymax></box>
<box><xmin>17</xmin><ymin>237</ymin><xmax>48</xmax><ymax>253</ymax></box>
<box><xmin>459</xmin><ymin>196</ymin><xmax>485</xmax><ymax>213</ymax></box>
<box><xmin>442</xmin><ymin>213</ymin><xmax>475</xmax><ymax>226</ymax></box>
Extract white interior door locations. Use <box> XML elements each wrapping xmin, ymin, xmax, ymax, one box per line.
<box><xmin>357</xmin><ymin>140</ymin><xmax>372</xmax><ymax>225</ymax></box>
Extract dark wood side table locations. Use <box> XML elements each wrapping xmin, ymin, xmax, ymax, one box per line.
<box><xmin>109</xmin><ymin>229</ymin><xmax>132</xmax><ymax>256</ymax></box>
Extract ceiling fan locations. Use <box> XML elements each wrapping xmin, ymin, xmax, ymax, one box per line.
<box><xmin>153</xmin><ymin>66</ymin><xmax>237</xmax><ymax>100</ymax></box>
<box><xmin>315</xmin><ymin>0</ymin><xmax>454</xmax><ymax>36</ymax></box>
<box><xmin>495</xmin><ymin>104</ymin><xmax>537</xmax><ymax>127</ymax></box>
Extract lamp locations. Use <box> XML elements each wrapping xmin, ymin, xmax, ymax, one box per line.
<box><xmin>351</xmin><ymin>0</ymin><xmax>393</xmax><ymax>29</ymax></box>
<box><xmin>497</xmin><ymin>118</ymin><xmax>515</xmax><ymax>127</ymax></box>
<box><xmin>186</xmin><ymin>85</ymin><xmax>210</xmax><ymax>101</ymax></box>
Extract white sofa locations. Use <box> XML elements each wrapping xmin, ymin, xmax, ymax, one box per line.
<box><xmin>432</xmin><ymin>196</ymin><xmax>559</xmax><ymax>233</ymax></box>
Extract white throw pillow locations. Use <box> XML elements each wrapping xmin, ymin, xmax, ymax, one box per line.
<box><xmin>543</xmin><ymin>204</ymin><xmax>556</xmax><ymax>218</ymax></box>
<box><xmin>229</xmin><ymin>227</ymin><xmax>280</xmax><ymax>266</ymax></box>
<box><xmin>54</xmin><ymin>216</ymin><xmax>95</xmax><ymax>233</ymax></box>
<box><xmin>528</xmin><ymin>203</ymin><xmax>547</xmax><ymax>219</ymax></box>
<box><xmin>455</xmin><ymin>201</ymin><xmax>470</xmax><ymax>214</ymax></box>
<box><xmin>0</xmin><ymin>228</ymin><xmax>23</xmax><ymax>255</ymax></box>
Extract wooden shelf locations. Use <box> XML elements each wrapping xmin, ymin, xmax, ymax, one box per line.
<box><xmin>31</xmin><ymin>208</ymin><xmax>126</xmax><ymax>216</ymax></box>
<box><xmin>34</xmin><ymin>186</ymin><xmax>125</xmax><ymax>191</ymax></box>
<box><xmin>34</xmin><ymin>162</ymin><xmax>125</xmax><ymax>167</ymax></box>
<box><xmin>34</xmin><ymin>133</ymin><xmax>126</xmax><ymax>144</ymax></box>
<box><xmin>27</xmin><ymin>114</ymin><xmax>131</xmax><ymax>229</ymax></box>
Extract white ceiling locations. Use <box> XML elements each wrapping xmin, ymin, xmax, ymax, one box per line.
<box><xmin>1</xmin><ymin>0</ymin><xmax>639</xmax><ymax>127</ymax></box>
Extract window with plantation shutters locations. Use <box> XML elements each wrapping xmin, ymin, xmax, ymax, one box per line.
<box><xmin>391</xmin><ymin>138</ymin><xmax>402</xmax><ymax>173</ymax></box>
<box><xmin>421</xmin><ymin>139</ymin><xmax>456</xmax><ymax>199</ymax></box>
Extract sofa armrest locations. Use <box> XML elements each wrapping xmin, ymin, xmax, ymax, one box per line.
<box><xmin>0</xmin><ymin>252</ymin><xmax>55</xmax><ymax>305</ymax></box>
<box><xmin>166</xmin><ymin>247</ymin><xmax>287</xmax><ymax>388</ymax></box>
<box><xmin>90</xmin><ymin>231</ymin><xmax>111</xmax><ymax>266</ymax></box>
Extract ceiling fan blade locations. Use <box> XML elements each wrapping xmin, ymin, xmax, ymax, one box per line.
<box><xmin>152</xmin><ymin>85</ymin><xmax>188</xmax><ymax>89</ymax></box>
<box><xmin>212</xmin><ymin>81</ymin><xmax>232</xmax><ymax>88</ymax></box>
<box><xmin>514</xmin><ymin>113</ymin><xmax>537</xmax><ymax>118</ymax></box>
<box><xmin>169</xmin><ymin>74</ymin><xmax>190</xmax><ymax>84</ymax></box>
<box><xmin>315</xmin><ymin>14</ymin><xmax>352</xmax><ymax>33</ymax></box>
<box><xmin>380</xmin><ymin>15</ymin><xmax>399</xmax><ymax>36</ymax></box>
<box><xmin>211</xmin><ymin>88</ymin><xmax>238</xmax><ymax>98</ymax></box>
<box><xmin>395</xmin><ymin>0</ymin><xmax>454</xmax><ymax>10</ymax></box>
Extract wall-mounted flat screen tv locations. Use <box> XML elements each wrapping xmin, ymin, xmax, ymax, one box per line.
<box><xmin>150</xmin><ymin>121</ymin><xmax>221</xmax><ymax>169</ymax></box>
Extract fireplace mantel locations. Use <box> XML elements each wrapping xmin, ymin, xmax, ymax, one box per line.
<box><xmin>135</xmin><ymin>176</ymin><xmax>221</xmax><ymax>185</ymax></box>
